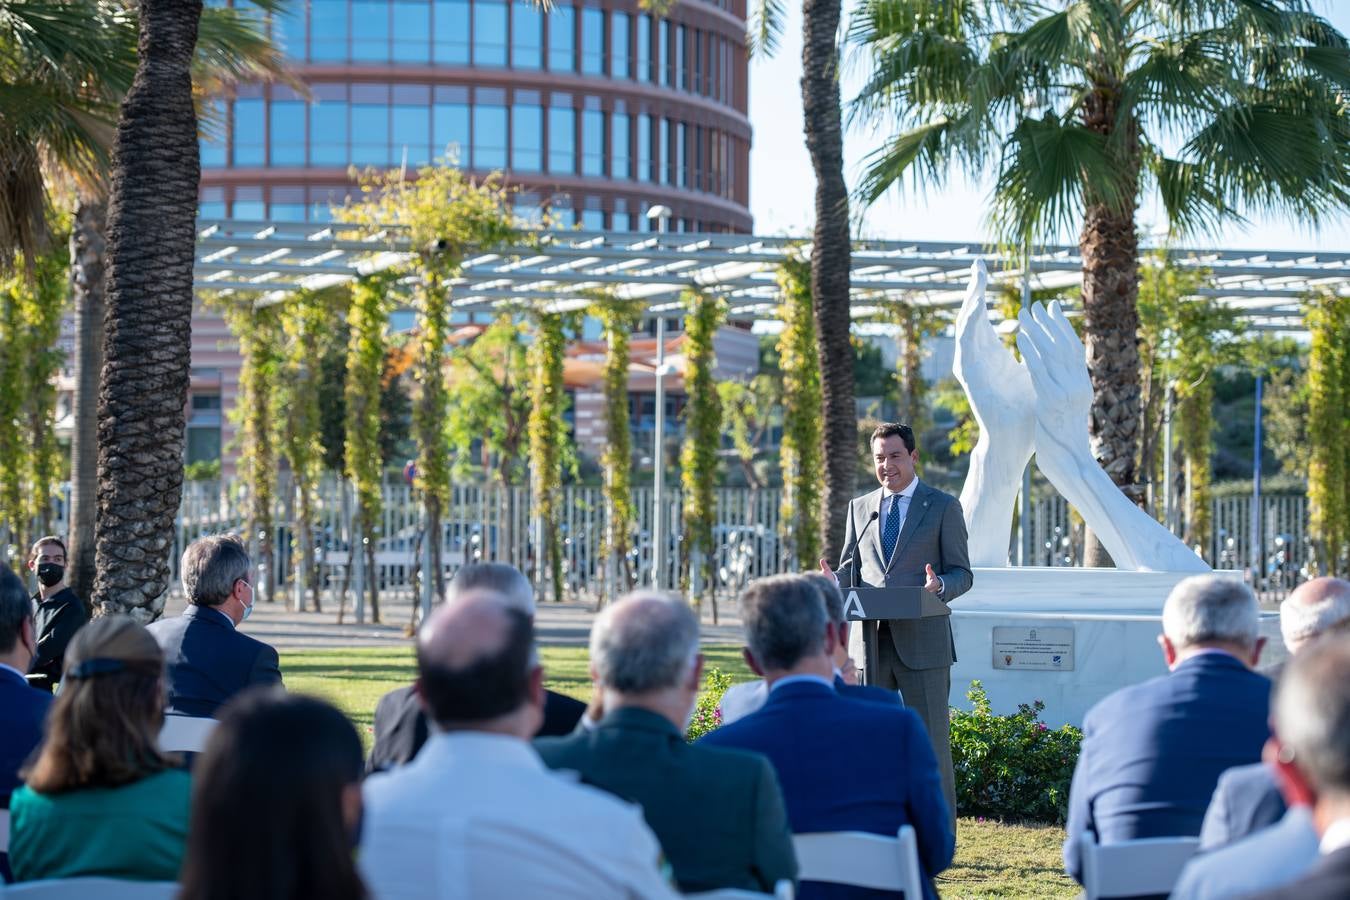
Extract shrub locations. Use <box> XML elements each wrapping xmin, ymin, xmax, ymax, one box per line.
<box><xmin>950</xmin><ymin>680</ymin><xmax>1082</xmax><ymax>824</ymax></box>
<box><xmin>686</xmin><ymin>666</ymin><xmax>733</xmax><ymax>741</ymax></box>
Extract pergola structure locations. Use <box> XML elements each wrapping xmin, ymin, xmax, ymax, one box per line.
<box><xmin>196</xmin><ymin>217</ymin><xmax>1350</xmax><ymax>334</ymax></box>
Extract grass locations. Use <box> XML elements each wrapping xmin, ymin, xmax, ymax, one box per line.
<box><xmin>281</xmin><ymin>646</ymin><xmax>1076</xmax><ymax>898</ymax></box>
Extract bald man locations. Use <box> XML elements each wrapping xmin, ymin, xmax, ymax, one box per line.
<box><xmin>360</xmin><ymin>592</ymin><xmax>676</xmax><ymax>899</ymax></box>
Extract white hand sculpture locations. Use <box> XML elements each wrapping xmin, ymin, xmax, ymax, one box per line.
<box><xmin>1016</xmin><ymin>301</ymin><xmax>1208</xmax><ymax>573</ymax></box>
<box><xmin>954</xmin><ymin>260</ymin><xmax>1036</xmax><ymax>566</ymax></box>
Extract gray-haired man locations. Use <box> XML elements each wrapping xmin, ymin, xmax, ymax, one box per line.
<box><xmin>535</xmin><ymin>591</ymin><xmax>797</xmax><ymax>894</ymax></box>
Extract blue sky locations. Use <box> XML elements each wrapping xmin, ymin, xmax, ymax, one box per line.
<box><xmin>748</xmin><ymin>2</ymin><xmax>1350</xmax><ymax>251</ymax></box>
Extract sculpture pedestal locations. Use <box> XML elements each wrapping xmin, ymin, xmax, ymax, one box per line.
<box><xmin>948</xmin><ymin>567</ymin><xmax>1284</xmax><ymax>728</ymax></box>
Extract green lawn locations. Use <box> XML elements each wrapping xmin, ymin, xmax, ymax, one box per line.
<box><xmin>281</xmin><ymin>646</ymin><xmax>1076</xmax><ymax>898</ymax></box>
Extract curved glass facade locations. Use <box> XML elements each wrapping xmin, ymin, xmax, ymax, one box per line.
<box><xmin>202</xmin><ymin>0</ymin><xmax>752</xmax><ymax>232</ymax></box>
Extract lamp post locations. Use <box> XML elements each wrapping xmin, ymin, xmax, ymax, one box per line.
<box><xmin>647</xmin><ymin>204</ymin><xmax>672</xmax><ymax>589</ymax></box>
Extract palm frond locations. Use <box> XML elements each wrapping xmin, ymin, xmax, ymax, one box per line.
<box><xmin>854</xmin><ymin>118</ymin><xmax>952</xmax><ymax>206</ymax></box>
<box><xmin>195</xmin><ymin>4</ymin><xmax>298</xmax><ymax>95</ymax></box>
<box><xmin>1141</xmin><ymin>143</ymin><xmax>1238</xmax><ymax>237</ymax></box>
<box><xmin>747</xmin><ymin>0</ymin><xmax>787</xmax><ymax>58</ymax></box>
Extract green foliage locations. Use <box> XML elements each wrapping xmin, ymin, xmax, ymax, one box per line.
<box><xmin>222</xmin><ymin>300</ymin><xmax>284</xmax><ymax>568</ymax></box>
<box><xmin>679</xmin><ymin>291</ymin><xmax>727</xmax><ymax>603</ymax></box>
<box><xmin>888</xmin><ymin>300</ymin><xmax>946</xmax><ymax>440</ymax></box>
<box><xmin>593</xmin><ymin>298</ymin><xmax>645</xmax><ymax>590</ymax></box>
<box><xmin>183</xmin><ymin>460</ymin><xmax>221</xmax><ymax>481</ymax></box>
<box><xmin>528</xmin><ymin>312</ymin><xmax>575</xmax><ymax>603</ymax></box>
<box><xmin>1263</xmin><ymin>362</ymin><xmax>1310</xmax><ymax>482</ymax></box>
<box><xmin>951</xmin><ymin>681</ymin><xmax>1082</xmax><ymax>825</ymax></box>
<box><xmin>934</xmin><ymin>378</ymin><xmax>977</xmax><ymax>456</ymax></box>
<box><xmin>1305</xmin><ymin>291</ymin><xmax>1350</xmax><ymax>575</ymax></box>
<box><xmin>776</xmin><ymin>254</ymin><xmax>823</xmax><ymax>565</ymax></box>
<box><xmin>685</xmin><ymin>667</ymin><xmax>733</xmax><ymax>742</ymax></box>
<box><xmin>446</xmin><ymin>315</ymin><xmax>533</xmax><ymax>486</ymax></box>
<box><xmin>718</xmin><ymin>376</ymin><xmax>779</xmax><ymax>490</ymax></box>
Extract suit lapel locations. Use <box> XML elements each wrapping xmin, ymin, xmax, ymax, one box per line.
<box><xmin>865</xmin><ymin>488</ymin><xmax>885</xmax><ymax>570</ymax></box>
<box><xmin>886</xmin><ymin>481</ymin><xmax>934</xmax><ymax>572</ymax></box>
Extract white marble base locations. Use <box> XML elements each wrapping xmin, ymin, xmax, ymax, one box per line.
<box><xmin>947</xmin><ymin>567</ymin><xmax>1284</xmax><ymax>727</ymax></box>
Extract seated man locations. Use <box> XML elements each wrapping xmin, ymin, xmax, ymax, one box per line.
<box><xmin>536</xmin><ymin>591</ymin><xmax>797</xmax><ymax>893</ymax></box>
<box><xmin>1242</xmin><ymin>633</ymin><xmax>1350</xmax><ymax>900</ymax></box>
<box><xmin>699</xmin><ymin>575</ymin><xmax>953</xmax><ymax>900</ymax></box>
<box><xmin>146</xmin><ymin>534</ymin><xmax>281</xmax><ymax>718</ymax></box>
<box><xmin>367</xmin><ymin>562</ymin><xmax>584</xmax><ymax>772</ymax></box>
<box><xmin>1062</xmin><ymin>574</ymin><xmax>1272</xmax><ymax>885</ymax></box>
<box><xmin>720</xmin><ymin>572</ymin><xmax>902</xmax><ymax>725</ymax></box>
<box><xmin>1</xmin><ymin>565</ymin><xmax>51</xmax><ymax>883</ymax></box>
<box><xmin>360</xmin><ymin>591</ymin><xmax>674</xmax><ymax>899</ymax></box>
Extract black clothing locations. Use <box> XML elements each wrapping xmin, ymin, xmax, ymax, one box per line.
<box><xmin>29</xmin><ymin>587</ymin><xmax>89</xmax><ymax>692</ymax></box>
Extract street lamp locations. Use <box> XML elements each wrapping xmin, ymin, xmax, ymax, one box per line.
<box><xmin>647</xmin><ymin>205</ymin><xmax>672</xmax><ymax>589</ymax></box>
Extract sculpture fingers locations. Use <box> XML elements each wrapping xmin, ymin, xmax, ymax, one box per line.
<box><xmin>955</xmin><ymin>259</ymin><xmax>997</xmax><ymax>358</ymax></box>
<box><xmin>1014</xmin><ymin>329</ymin><xmax>1056</xmax><ymax>401</ymax></box>
<box><xmin>1046</xmin><ymin>300</ymin><xmax>1081</xmax><ymax>351</ymax></box>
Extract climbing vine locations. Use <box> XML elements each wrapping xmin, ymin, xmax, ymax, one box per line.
<box><xmin>776</xmin><ymin>255</ymin><xmax>823</xmax><ymax>567</ymax></box>
<box><xmin>680</xmin><ymin>290</ymin><xmax>727</xmax><ymax>612</ymax></box>
<box><xmin>1305</xmin><ymin>290</ymin><xmax>1349</xmax><ymax>575</ymax></box>
<box><xmin>887</xmin><ymin>299</ymin><xmax>945</xmax><ymax>444</ymax></box>
<box><xmin>528</xmin><ymin>311</ymin><xmax>576</xmax><ymax>604</ymax></box>
<box><xmin>592</xmin><ymin>297</ymin><xmax>645</xmax><ymax>595</ymax></box>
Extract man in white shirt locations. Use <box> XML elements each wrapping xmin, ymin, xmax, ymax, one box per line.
<box><xmin>360</xmin><ymin>590</ymin><xmax>676</xmax><ymax>900</ymax></box>
<box><xmin>1243</xmin><ymin>633</ymin><xmax>1350</xmax><ymax>899</ymax></box>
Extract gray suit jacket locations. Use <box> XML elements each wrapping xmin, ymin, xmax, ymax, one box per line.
<box><xmin>836</xmin><ymin>481</ymin><xmax>973</xmax><ymax>670</ymax></box>
<box><xmin>1198</xmin><ymin>762</ymin><xmax>1286</xmax><ymax>850</ymax></box>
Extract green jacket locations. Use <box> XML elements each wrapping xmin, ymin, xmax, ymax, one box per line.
<box><xmin>8</xmin><ymin>768</ymin><xmax>191</xmax><ymax>883</ymax></box>
<box><xmin>535</xmin><ymin>706</ymin><xmax>798</xmax><ymax>893</ymax></box>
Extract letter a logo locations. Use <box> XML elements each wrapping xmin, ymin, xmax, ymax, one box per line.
<box><xmin>843</xmin><ymin>590</ymin><xmax>867</xmax><ymax>620</ymax></box>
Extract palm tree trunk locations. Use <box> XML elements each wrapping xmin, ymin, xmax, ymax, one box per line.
<box><xmin>67</xmin><ymin>197</ymin><xmax>106</xmax><ymax>603</ymax></box>
<box><xmin>94</xmin><ymin>0</ymin><xmax>202</xmax><ymax>618</ymax></box>
<box><xmin>801</xmin><ymin>0</ymin><xmax>853</xmax><ymax>561</ymax></box>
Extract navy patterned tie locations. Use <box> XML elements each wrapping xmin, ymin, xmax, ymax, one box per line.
<box><xmin>881</xmin><ymin>494</ymin><xmax>903</xmax><ymax>561</ymax></box>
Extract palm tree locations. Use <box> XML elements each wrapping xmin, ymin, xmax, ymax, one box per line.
<box><xmin>850</xmin><ymin>0</ymin><xmax>1350</xmax><ymax>562</ymax></box>
<box><xmin>753</xmin><ymin>0</ymin><xmax>856</xmax><ymax>560</ymax></box>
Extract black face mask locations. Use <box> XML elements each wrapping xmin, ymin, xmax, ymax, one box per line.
<box><xmin>36</xmin><ymin>562</ymin><xmax>64</xmax><ymax>587</ymax></box>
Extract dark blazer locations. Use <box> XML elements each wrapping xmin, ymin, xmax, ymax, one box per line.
<box><xmin>836</xmin><ymin>482</ymin><xmax>972</xmax><ymax>670</ymax></box>
<box><xmin>535</xmin><ymin>706</ymin><xmax>798</xmax><ymax>893</ymax></box>
<box><xmin>367</xmin><ymin>683</ymin><xmax>586</xmax><ymax>773</ymax></box>
<box><xmin>145</xmin><ymin>603</ymin><xmax>282</xmax><ymax>718</ymax></box>
<box><xmin>1063</xmin><ymin>653</ymin><xmax>1272</xmax><ymax>884</ymax></box>
<box><xmin>699</xmin><ymin>679</ymin><xmax>954</xmax><ymax>900</ymax></box>
<box><xmin>1199</xmin><ymin>762</ymin><xmax>1286</xmax><ymax>850</ymax></box>
<box><xmin>1240</xmin><ymin>847</ymin><xmax>1350</xmax><ymax>900</ymax></box>
<box><xmin>837</xmin><ymin>674</ymin><xmax>904</xmax><ymax>707</ymax></box>
<box><xmin>1</xmin><ymin>666</ymin><xmax>52</xmax><ymax>883</ymax></box>
<box><xmin>29</xmin><ymin>587</ymin><xmax>89</xmax><ymax>691</ymax></box>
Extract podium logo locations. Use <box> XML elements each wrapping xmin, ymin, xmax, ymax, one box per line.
<box><xmin>843</xmin><ymin>591</ymin><xmax>867</xmax><ymax>619</ymax></box>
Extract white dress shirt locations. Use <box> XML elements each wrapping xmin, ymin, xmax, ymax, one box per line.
<box><xmin>1321</xmin><ymin>816</ymin><xmax>1350</xmax><ymax>855</ymax></box>
<box><xmin>880</xmin><ymin>479</ymin><xmax>943</xmax><ymax>594</ymax></box>
<box><xmin>360</xmin><ymin>731</ymin><xmax>676</xmax><ymax>900</ymax></box>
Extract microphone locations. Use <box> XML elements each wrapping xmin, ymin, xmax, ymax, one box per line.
<box><xmin>840</xmin><ymin>511</ymin><xmax>880</xmax><ymax>588</ymax></box>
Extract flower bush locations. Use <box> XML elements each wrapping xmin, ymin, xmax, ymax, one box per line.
<box><xmin>686</xmin><ymin>667</ymin><xmax>733</xmax><ymax>741</ymax></box>
<box><xmin>950</xmin><ymin>680</ymin><xmax>1082</xmax><ymax>824</ymax></box>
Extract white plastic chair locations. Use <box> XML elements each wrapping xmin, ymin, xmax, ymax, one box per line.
<box><xmin>0</xmin><ymin>807</ymin><xmax>9</xmax><ymax>853</ymax></box>
<box><xmin>1079</xmin><ymin>833</ymin><xmax>1200</xmax><ymax>899</ymax></box>
<box><xmin>685</xmin><ymin>880</ymin><xmax>793</xmax><ymax>899</ymax></box>
<box><xmin>793</xmin><ymin>826</ymin><xmax>923</xmax><ymax>899</ymax></box>
<box><xmin>1</xmin><ymin>878</ymin><xmax>179</xmax><ymax>899</ymax></box>
<box><xmin>157</xmin><ymin>715</ymin><xmax>218</xmax><ymax>753</ymax></box>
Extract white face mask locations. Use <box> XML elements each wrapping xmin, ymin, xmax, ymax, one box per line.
<box><xmin>238</xmin><ymin>581</ymin><xmax>255</xmax><ymax>622</ymax></box>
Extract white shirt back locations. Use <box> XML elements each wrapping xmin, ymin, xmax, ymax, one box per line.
<box><xmin>360</xmin><ymin>731</ymin><xmax>677</xmax><ymax>900</ymax></box>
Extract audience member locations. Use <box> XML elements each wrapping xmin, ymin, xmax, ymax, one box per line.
<box><xmin>720</xmin><ymin>572</ymin><xmax>903</xmax><ymax>725</ymax></box>
<box><xmin>179</xmin><ymin>689</ymin><xmax>367</xmax><ymax>900</ymax></box>
<box><xmin>1062</xmin><ymin>575</ymin><xmax>1271</xmax><ymax>885</ymax></box>
<box><xmin>536</xmin><ymin>591</ymin><xmax>798</xmax><ymax>893</ymax></box>
<box><xmin>1172</xmin><ymin>578</ymin><xmax>1350</xmax><ymax>900</ymax></box>
<box><xmin>1241</xmin><ymin>634</ymin><xmax>1350</xmax><ymax>899</ymax></box>
<box><xmin>367</xmin><ymin>562</ymin><xmax>585</xmax><ymax>772</ymax></box>
<box><xmin>699</xmin><ymin>575</ymin><xmax>954</xmax><ymax>900</ymax></box>
<box><xmin>8</xmin><ymin>616</ymin><xmax>189</xmax><ymax>883</ymax></box>
<box><xmin>1</xmin><ymin>564</ymin><xmax>50</xmax><ymax>884</ymax></box>
<box><xmin>360</xmin><ymin>590</ymin><xmax>676</xmax><ymax>899</ymax></box>
<box><xmin>25</xmin><ymin>536</ymin><xmax>88</xmax><ymax>692</ymax></box>
<box><xmin>147</xmin><ymin>534</ymin><xmax>282</xmax><ymax>718</ymax></box>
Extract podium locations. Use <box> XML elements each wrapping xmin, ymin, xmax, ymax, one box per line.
<box><xmin>840</xmin><ymin>586</ymin><xmax>950</xmax><ymax>687</ymax></box>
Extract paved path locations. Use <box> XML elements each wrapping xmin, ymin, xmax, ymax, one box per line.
<box><xmin>163</xmin><ymin>591</ymin><xmax>745</xmax><ymax>651</ymax></box>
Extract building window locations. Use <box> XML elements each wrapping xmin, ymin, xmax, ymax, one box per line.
<box><xmin>659</xmin><ymin>117</ymin><xmax>669</xmax><ymax>184</ymax></box>
<box><xmin>658</xmin><ymin>19</ymin><xmax>669</xmax><ymax>86</ymax></box>
<box><xmin>548</xmin><ymin>97</ymin><xmax>576</xmax><ymax>173</ymax></box>
<box><xmin>611</xmin><ymin>12</ymin><xmax>629</xmax><ymax>79</ymax></box>
<box><xmin>434</xmin><ymin>0</ymin><xmax>470</xmax><ymax>63</ymax></box>
<box><xmin>269</xmin><ymin>93</ymin><xmax>306</xmax><ymax>166</ymax></box>
<box><xmin>433</xmin><ymin>86</ymin><xmax>470</xmax><ymax>163</ymax></box>
<box><xmin>475</xmin><ymin>0</ymin><xmax>508</xmax><ymax>66</ymax></box>
<box><xmin>512</xmin><ymin>97</ymin><xmax>543</xmax><ymax>171</ymax></box>
<box><xmin>233</xmin><ymin>188</ymin><xmax>265</xmax><ymax>220</ymax></box>
<box><xmin>311</xmin><ymin>0</ymin><xmax>348</xmax><ymax>60</ymax></box>
<box><xmin>582</xmin><ymin>104</ymin><xmax>604</xmax><ymax>176</ymax></box>
<box><xmin>310</xmin><ymin>86</ymin><xmax>348</xmax><ymax>166</ymax></box>
<box><xmin>270</xmin><ymin>187</ymin><xmax>307</xmax><ymax>221</ymax></box>
<box><xmin>581</xmin><ymin>7</ymin><xmax>605</xmax><ymax>75</ymax></box>
<box><xmin>201</xmin><ymin>100</ymin><xmax>227</xmax><ymax>168</ymax></box>
<box><xmin>199</xmin><ymin>186</ymin><xmax>226</xmax><ymax>220</ymax></box>
<box><xmin>473</xmin><ymin>91</ymin><xmax>508</xmax><ymax>168</ymax></box>
<box><xmin>675</xmin><ymin>25</ymin><xmax>686</xmax><ymax>91</ymax></box>
<box><xmin>233</xmin><ymin>97</ymin><xmax>265</xmax><ymax>166</ymax></box>
<box><xmin>392</xmin><ymin>84</ymin><xmax>431</xmax><ymax>166</ymax></box>
<box><xmin>548</xmin><ymin>3</ymin><xmax>575</xmax><ymax>71</ymax></box>
<box><xmin>512</xmin><ymin>0</ymin><xmax>543</xmax><ymax>69</ymax></box>
<box><xmin>636</xmin><ymin>14</ymin><xmax>650</xmax><ymax>82</ymax></box>
<box><xmin>636</xmin><ymin>112</ymin><xmax>650</xmax><ymax>182</ymax></box>
<box><xmin>351</xmin><ymin>84</ymin><xmax>390</xmax><ymax>165</ymax></box>
<box><xmin>675</xmin><ymin>121</ymin><xmax>686</xmax><ymax>188</ymax></box>
<box><xmin>611</xmin><ymin>108</ymin><xmax>629</xmax><ymax>179</ymax></box>
<box><xmin>274</xmin><ymin>4</ymin><xmax>306</xmax><ymax>59</ymax></box>
<box><xmin>352</xmin><ymin>0</ymin><xmax>391</xmax><ymax>61</ymax></box>
<box><xmin>393</xmin><ymin>0</ymin><xmax>430</xmax><ymax>62</ymax></box>
<box><xmin>581</xmin><ymin>207</ymin><xmax>605</xmax><ymax>230</ymax></box>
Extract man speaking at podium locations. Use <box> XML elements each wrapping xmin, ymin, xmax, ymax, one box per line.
<box><xmin>828</xmin><ymin>422</ymin><xmax>972</xmax><ymax>821</ymax></box>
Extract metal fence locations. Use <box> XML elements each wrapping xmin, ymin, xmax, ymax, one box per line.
<box><xmin>49</xmin><ymin>478</ymin><xmax>1313</xmax><ymax>613</ymax></box>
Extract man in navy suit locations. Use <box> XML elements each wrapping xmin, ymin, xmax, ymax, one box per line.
<box><xmin>700</xmin><ymin>574</ymin><xmax>954</xmax><ymax>900</ymax></box>
<box><xmin>1062</xmin><ymin>575</ymin><xmax>1272</xmax><ymax>885</ymax></box>
<box><xmin>147</xmin><ymin>534</ymin><xmax>282</xmax><ymax>718</ymax></box>
<box><xmin>1</xmin><ymin>564</ymin><xmax>52</xmax><ymax>882</ymax></box>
